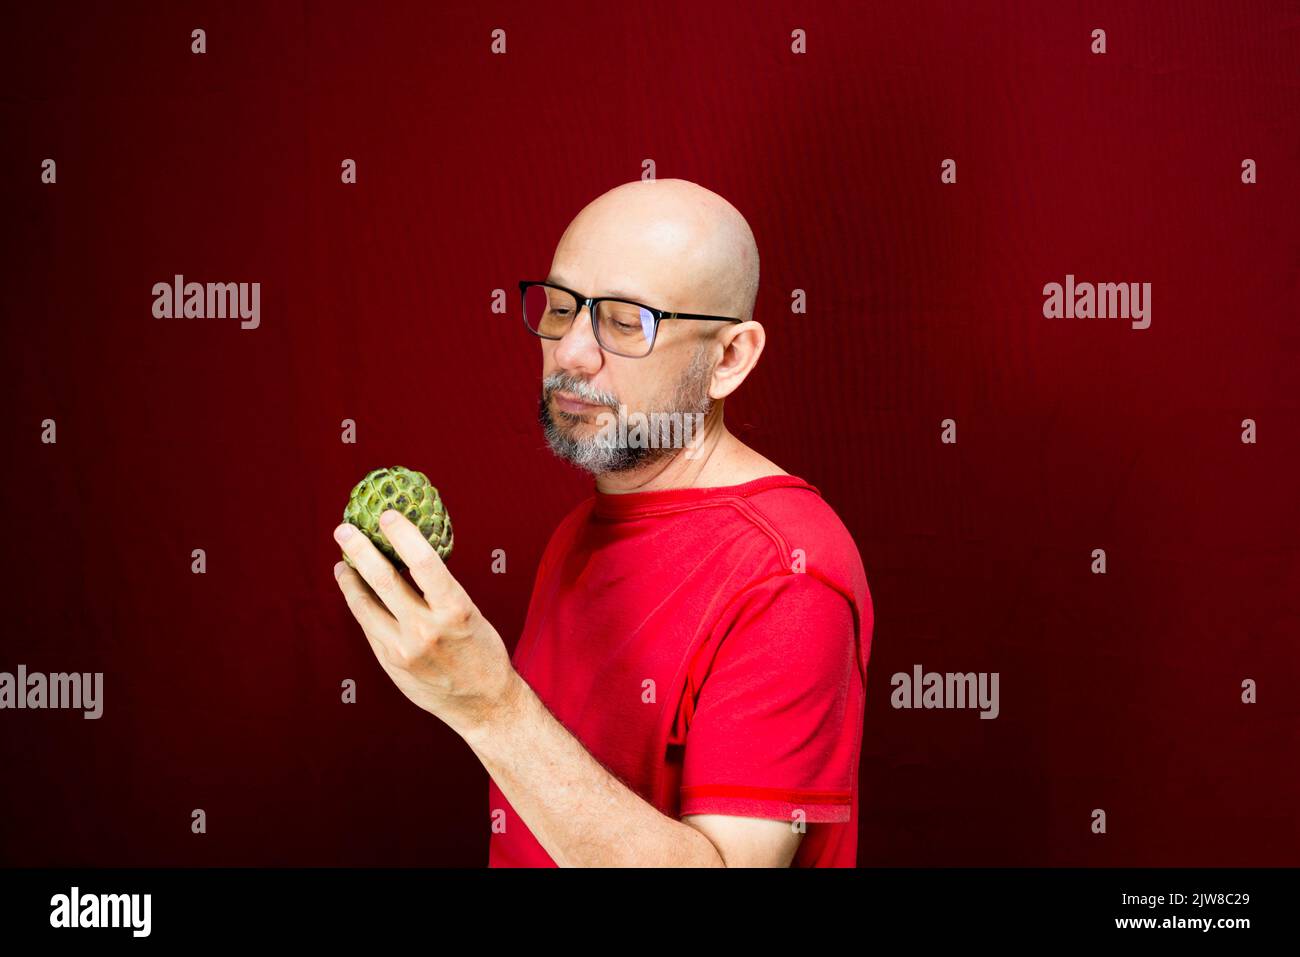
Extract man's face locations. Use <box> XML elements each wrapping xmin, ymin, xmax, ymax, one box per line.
<box><xmin>537</xmin><ymin>306</ymin><xmax>715</xmax><ymax>475</ymax></box>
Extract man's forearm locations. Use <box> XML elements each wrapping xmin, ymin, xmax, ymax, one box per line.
<box><xmin>460</xmin><ymin>670</ymin><xmax>724</xmax><ymax>867</ymax></box>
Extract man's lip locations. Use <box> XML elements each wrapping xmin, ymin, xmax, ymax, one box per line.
<box><xmin>553</xmin><ymin>391</ymin><xmax>604</xmax><ymax>412</ymax></box>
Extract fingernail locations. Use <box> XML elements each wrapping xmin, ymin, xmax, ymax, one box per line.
<box><xmin>333</xmin><ymin>561</ymin><xmax>347</xmax><ymax>579</ymax></box>
<box><xmin>334</xmin><ymin>524</ymin><xmax>355</xmax><ymax>543</ymax></box>
<box><xmin>380</xmin><ymin>510</ymin><xmax>399</xmax><ymax>526</ymax></box>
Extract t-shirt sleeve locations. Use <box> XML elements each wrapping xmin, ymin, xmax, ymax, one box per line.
<box><xmin>678</xmin><ymin>571</ymin><xmax>863</xmax><ymax>824</ymax></box>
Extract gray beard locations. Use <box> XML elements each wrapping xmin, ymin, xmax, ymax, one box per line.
<box><xmin>537</xmin><ymin>346</ymin><xmax>714</xmax><ymax>475</ymax></box>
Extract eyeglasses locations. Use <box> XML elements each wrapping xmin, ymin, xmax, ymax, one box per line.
<box><xmin>519</xmin><ymin>280</ymin><xmax>741</xmax><ymax>358</ymax></box>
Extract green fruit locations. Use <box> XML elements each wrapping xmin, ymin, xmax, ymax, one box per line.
<box><xmin>342</xmin><ymin>466</ymin><xmax>453</xmax><ymax>570</ymax></box>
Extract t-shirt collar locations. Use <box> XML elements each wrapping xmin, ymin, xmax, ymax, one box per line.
<box><xmin>592</xmin><ymin>474</ymin><xmax>816</xmax><ymax>520</ymax></box>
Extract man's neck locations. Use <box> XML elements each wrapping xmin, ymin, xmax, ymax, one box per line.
<box><xmin>593</xmin><ymin>405</ymin><xmax>784</xmax><ymax>495</ymax></box>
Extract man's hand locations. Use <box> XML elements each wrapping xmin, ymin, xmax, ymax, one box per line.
<box><xmin>332</xmin><ymin>510</ymin><xmax>521</xmax><ymax>739</ymax></box>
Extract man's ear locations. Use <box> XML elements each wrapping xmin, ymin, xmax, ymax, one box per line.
<box><xmin>710</xmin><ymin>321</ymin><xmax>765</xmax><ymax>400</ymax></box>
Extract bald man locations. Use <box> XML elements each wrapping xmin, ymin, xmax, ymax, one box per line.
<box><xmin>332</xmin><ymin>179</ymin><xmax>873</xmax><ymax>867</ymax></box>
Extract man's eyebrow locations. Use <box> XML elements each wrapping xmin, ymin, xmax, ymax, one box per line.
<box><xmin>547</xmin><ymin>275</ymin><xmax>652</xmax><ymax>303</ymax></box>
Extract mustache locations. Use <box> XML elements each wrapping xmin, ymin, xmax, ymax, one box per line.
<box><xmin>542</xmin><ymin>373</ymin><xmax>619</xmax><ymax>408</ymax></box>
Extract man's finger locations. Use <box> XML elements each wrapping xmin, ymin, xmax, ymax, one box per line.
<box><xmin>334</xmin><ymin>563</ymin><xmax>423</xmax><ymax>672</ymax></box>
<box><xmin>377</xmin><ymin>509</ymin><xmax>457</xmax><ymax>604</ymax></box>
<box><xmin>333</xmin><ymin>522</ymin><xmax>426</xmax><ymax>622</ymax></box>
<box><xmin>333</xmin><ymin>561</ymin><xmax>401</xmax><ymax>650</ymax></box>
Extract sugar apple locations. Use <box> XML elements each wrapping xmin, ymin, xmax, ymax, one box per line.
<box><xmin>342</xmin><ymin>466</ymin><xmax>453</xmax><ymax>571</ymax></box>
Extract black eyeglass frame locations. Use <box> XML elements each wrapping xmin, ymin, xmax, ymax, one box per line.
<box><xmin>519</xmin><ymin>280</ymin><xmax>742</xmax><ymax>358</ymax></box>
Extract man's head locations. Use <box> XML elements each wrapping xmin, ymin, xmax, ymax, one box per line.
<box><xmin>535</xmin><ymin>178</ymin><xmax>763</xmax><ymax>475</ymax></box>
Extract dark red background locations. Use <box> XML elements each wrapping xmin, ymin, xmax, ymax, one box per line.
<box><xmin>2</xmin><ymin>1</ymin><xmax>1296</xmax><ymax>866</ymax></box>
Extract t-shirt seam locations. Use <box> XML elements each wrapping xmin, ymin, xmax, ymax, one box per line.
<box><xmin>681</xmin><ymin>785</ymin><xmax>853</xmax><ymax>802</ymax></box>
<box><xmin>737</xmin><ymin>487</ymin><xmax>824</xmax><ymax>568</ymax></box>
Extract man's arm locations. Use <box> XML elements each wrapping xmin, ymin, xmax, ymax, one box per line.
<box><xmin>332</xmin><ymin>510</ymin><xmax>801</xmax><ymax>867</ymax></box>
<box><xmin>463</xmin><ymin>671</ymin><xmax>802</xmax><ymax>867</ymax></box>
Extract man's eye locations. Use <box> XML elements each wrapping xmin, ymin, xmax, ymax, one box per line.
<box><xmin>613</xmin><ymin>321</ymin><xmax>638</xmax><ymax>332</ymax></box>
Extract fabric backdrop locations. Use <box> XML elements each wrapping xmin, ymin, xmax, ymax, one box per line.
<box><xmin>1</xmin><ymin>0</ymin><xmax>1296</xmax><ymax>865</ymax></box>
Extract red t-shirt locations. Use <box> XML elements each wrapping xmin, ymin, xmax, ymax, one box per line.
<box><xmin>487</xmin><ymin>474</ymin><xmax>873</xmax><ymax>867</ymax></box>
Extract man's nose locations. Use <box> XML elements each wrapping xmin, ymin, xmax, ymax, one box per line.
<box><xmin>552</xmin><ymin>304</ymin><xmax>603</xmax><ymax>373</ymax></box>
